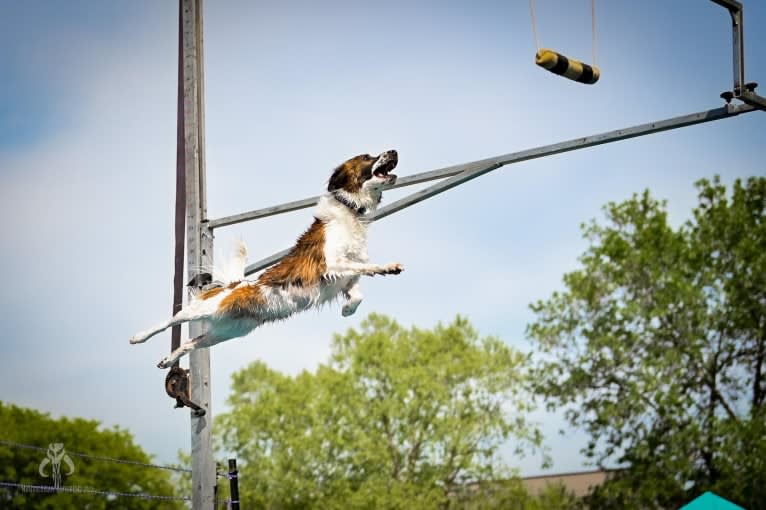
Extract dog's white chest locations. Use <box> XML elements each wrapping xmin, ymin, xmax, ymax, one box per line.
<box><xmin>320</xmin><ymin>202</ymin><xmax>369</xmax><ymax>266</ymax></box>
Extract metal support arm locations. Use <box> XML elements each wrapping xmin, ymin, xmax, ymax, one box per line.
<box><xmin>225</xmin><ymin>103</ymin><xmax>756</xmax><ymax>276</ymax></box>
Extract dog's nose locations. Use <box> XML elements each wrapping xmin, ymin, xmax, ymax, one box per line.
<box><xmin>384</xmin><ymin>149</ymin><xmax>397</xmax><ymax>160</ymax></box>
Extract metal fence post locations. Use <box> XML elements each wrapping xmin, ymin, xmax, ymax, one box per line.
<box><xmin>228</xmin><ymin>459</ymin><xmax>240</xmax><ymax>510</ymax></box>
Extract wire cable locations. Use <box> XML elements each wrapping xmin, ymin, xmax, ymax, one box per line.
<box><xmin>0</xmin><ymin>439</ymin><xmax>192</xmax><ymax>474</ymax></box>
<box><xmin>591</xmin><ymin>0</ymin><xmax>598</xmax><ymax>66</ymax></box>
<box><xmin>529</xmin><ymin>0</ymin><xmax>540</xmax><ymax>52</ymax></box>
<box><xmin>0</xmin><ymin>482</ymin><xmax>235</xmax><ymax>507</ymax></box>
<box><xmin>0</xmin><ymin>481</ymin><xmax>191</xmax><ymax>502</ymax></box>
<box><xmin>528</xmin><ymin>0</ymin><xmax>598</xmax><ymax>65</ymax></box>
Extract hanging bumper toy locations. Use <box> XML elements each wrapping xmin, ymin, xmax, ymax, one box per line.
<box><xmin>535</xmin><ymin>49</ymin><xmax>600</xmax><ymax>84</ymax></box>
<box><xmin>529</xmin><ymin>0</ymin><xmax>600</xmax><ymax>85</ymax></box>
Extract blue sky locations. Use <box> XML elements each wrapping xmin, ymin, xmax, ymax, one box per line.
<box><xmin>1</xmin><ymin>0</ymin><xmax>764</xmax><ymax>478</ymax></box>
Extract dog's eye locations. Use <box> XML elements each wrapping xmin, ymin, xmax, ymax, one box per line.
<box><xmin>363</xmin><ymin>155</ymin><xmax>372</xmax><ymax>161</ymax></box>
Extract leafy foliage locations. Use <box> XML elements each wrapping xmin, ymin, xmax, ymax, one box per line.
<box><xmin>528</xmin><ymin>176</ymin><xmax>766</xmax><ymax>509</ymax></box>
<box><xmin>0</xmin><ymin>401</ymin><xmax>184</xmax><ymax>509</ymax></box>
<box><xmin>218</xmin><ymin>314</ymin><xmax>543</xmax><ymax>509</ymax></box>
<box><xmin>454</xmin><ymin>479</ymin><xmax>581</xmax><ymax>510</ymax></box>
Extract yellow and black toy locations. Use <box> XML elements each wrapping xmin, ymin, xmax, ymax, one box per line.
<box><xmin>529</xmin><ymin>0</ymin><xmax>600</xmax><ymax>85</ymax></box>
<box><xmin>535</xmin><ymin>49</ymin><xmax>600</xmax><ymax>84</ymax></box>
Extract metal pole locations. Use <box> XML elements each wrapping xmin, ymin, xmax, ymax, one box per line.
<box><xmin>171</xmin><ymin>0</ymin><xmax>186</xmax><ymax>362</ymax></box>
<box><xmin>210</xmin><ymin>102</ymin><xmax>759</xmax><ymax>234</ymax></box>
<box><xmin>730</xmin><ymin>4</ymin><xmax>745</xmax><ymax>95</ymax></box>
<box><xmin>709</xmin><ymin>0</ymin><xmax>766</xmax><ymax>109</ymax></box>
<box><xmin>228</xmin><ymin>459</ymin><xmax>240</xmax><ymax>510</ymax></box>
<box><xmin>239</xmin><ymin>102</ymin><xmax>756</xmax><ymax>276</ymax></box>
<box><xmin>710</xmin><ymin>0</ymin><xmax>745</xmax><ymax>94</ymax></box>
<box><xmin>179</xmin><ymin>0</ymin><xmax>215</xmax><ymax>507</ymax></box>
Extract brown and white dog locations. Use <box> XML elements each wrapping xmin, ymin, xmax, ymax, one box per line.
<box><xmin>130</xmin><ymin>150</ymin><xmax>403</xmax><ymax>368</ymax></box>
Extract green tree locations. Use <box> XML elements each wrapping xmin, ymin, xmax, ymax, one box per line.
<box><xmin>0</xmin><ymin>401</ymin><xmax>185</xmax><ymax>509</ymax></box>
<box><xmin>217</xmin><ymin>314</ymin><xmax>543</xmax><ymax>509</ymax></box>
<box><xmin>527</xmin><ymin>176</ymin><xmax>766</xmax><ymax>509</ymax></box>
<box><xmin>454</xmin><ymin>479</ymin><xmax>581</xmax><ymax>510</ymax></box>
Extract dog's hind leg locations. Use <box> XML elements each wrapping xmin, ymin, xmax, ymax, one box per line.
<box><xmin>341</xmin><ymin>277</ymin><xmax>364</xmax><ymax>317</ymax></box>
<box><xmin>156</xmin><ymin>332</ymin><xmax>216</xmax><ymax>368</ymax></box>
<box><xmin>129</xmin><ymin>302</ymin><xmax>214</xmax><ymax>345</ymax></box>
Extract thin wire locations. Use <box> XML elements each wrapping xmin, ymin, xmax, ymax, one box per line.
<box><xmin>0</xmin><ymin>481</ymin><xmax>191</xmax><ymax>501</ymax></box>
<box><xmin>0</xmin><ymin>439</ymin><xmax>192</xmax><ymax>474</ymax></box>
<box><xmin>0</xmin><ymin>482</ymin><xmax>234</xmax><ymax>506</ymax></box>
<box><xmin>591</xmin><ymin>0</ymin><xmax>598</xmax><ymax>65</ymax></box>
<box><xmin>529</xmin><ymin>0</ymin><xmax>598</xmax><ymax>65</ymax></box>
<box><xmin>528</xmin><ymin>0</ymin><xmax>540</xmax><ymax>53</ymax></box>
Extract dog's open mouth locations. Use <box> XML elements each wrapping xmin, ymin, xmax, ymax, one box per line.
<box><xmin>373</xmin><ymin>159</ymin><xmax>397</xmax><ymax>179</ymax></box>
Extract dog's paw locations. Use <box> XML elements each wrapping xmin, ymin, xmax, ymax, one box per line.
<box><xmin>383</xmin><ymin>263</ymin><xmax>404</xmax><ymax>275</ymax></box>
<box><xmin>157</xmin><ymin>357</ymin><xmax>172</xmax><ymax>369</ymax></box>
<box><xmin>342</xmin><ymin>301</ymin><xmax>361</xmax><ymax>317</ymax></box>
<box><xmin>129</xmin><ymin>335</ymin><xmax>144</xmax><ymax>345</ymax></box>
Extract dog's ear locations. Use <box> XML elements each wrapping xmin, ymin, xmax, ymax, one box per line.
<box><xmin>327</xmin><ymin>166</ymin><xmax>349</xmax><ymax>192</ymax></box>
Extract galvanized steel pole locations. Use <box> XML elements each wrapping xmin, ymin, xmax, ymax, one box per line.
<box><xmin>179</xmin><ymin>0</ymin><xmax>215</xmax><ymax>507</ymax></box>
<box><xmin>709</xmin><ymin>0</ymin><xmax>766</xmax><ymax>109</ymax></box>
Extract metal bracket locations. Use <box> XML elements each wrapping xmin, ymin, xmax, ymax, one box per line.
<box><xmin>187</xmin><ymin>272</ymin><xmax>213</xmax><ymax>288</ymax></box>
<box><xmin>165</xmin><ymin>366</ymin><xmax>206</xmax><ymax>416</ymax></box>
<box><xmin>739</xmin><ymin>88</ymin><xmax>766</xmax><ymax>110</ymax></box>
<box><xmin>711</xmin><ymin>0</ymin><xmax>766</xmax><ymax>111</ymax></box>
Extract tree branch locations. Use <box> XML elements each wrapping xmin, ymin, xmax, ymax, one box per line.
<box><xmin>713</xmin><ymin>388</ymin><xmax>738</xmax><ymax>421</ymax></box>
<box><xmin>381</xmin><ymin>412</ymin><xmax>401</xmax><ymax>480</ymax></box>
<box><xmin>709</xmin><ymin>331</ymin><xmax>739</xmax><ymax>423</ymax></box>
<box><xmin>752</xmin><ymin>308</ymin><xmax>765</xmax><ymax>408</ymax></box>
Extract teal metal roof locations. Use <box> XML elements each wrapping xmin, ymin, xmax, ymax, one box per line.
<box><xmin>680</xmin><ymin>492</ymin><xmax>746</xmax><ymax>510</ymax></box>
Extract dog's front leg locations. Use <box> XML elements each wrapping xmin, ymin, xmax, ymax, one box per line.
<box><xmin>341</xmin><ymin>277</ymin><xmax>363</xmax><ymax>317</ymax></box>
<box><xmin>130</xmin><ymin>318</ymin><xmax>179</xmax><ymax>345</ymax></box>
<box><xmin>157</xmin><ymin>333</ymin><xmax>213</xmax><ymax>368</ymax></box>
<box><xmin>326</xmin><ymin>261</ymin><xmax>404</xmax><ymax>278</ymax></box>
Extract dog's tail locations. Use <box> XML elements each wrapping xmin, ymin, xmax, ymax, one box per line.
<box><xmin>191</xmin><ymin>239</ymin><xmax>248</xmax><ymax>298</ymax></box>
<box><xmin>215</xmin><ymin>238</ymin><xmax>248</xmax><ymax>283</ymax></box>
